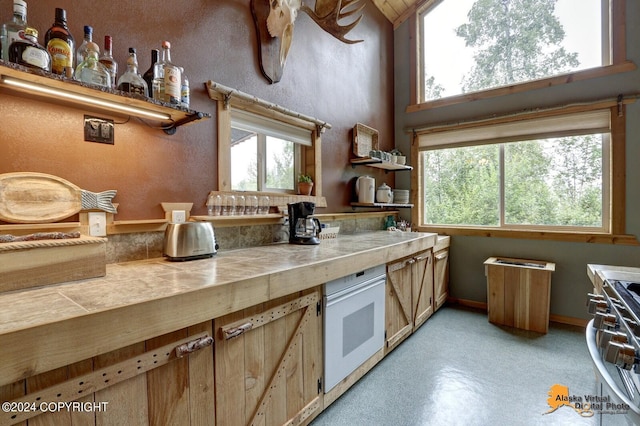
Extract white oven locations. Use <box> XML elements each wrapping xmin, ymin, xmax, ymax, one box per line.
<box><xmin>323</xmin><ymin>265</ymin><xmax>386</xmax><ymax>392</ymax></box>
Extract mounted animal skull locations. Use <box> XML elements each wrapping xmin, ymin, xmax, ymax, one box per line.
<box><xmin>256</xmin><ymin>0</ymin><xmax>365</xmax><ymax>82</ymax></box>
<box><xmin>266</xmin><ymin>0</ymin><xmax>301</xmax><ymax>67</ymax></box>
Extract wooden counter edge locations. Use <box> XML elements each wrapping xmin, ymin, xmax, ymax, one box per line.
<box><xmin>0</xmin><ymin>232</ymin><xmax>437</xmax><ymax>386</ymax></box>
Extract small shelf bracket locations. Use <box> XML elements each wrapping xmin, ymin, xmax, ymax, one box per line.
<box><xmin>163</xmin><ymin>111</ymin><xmax>206</xmax><ymax>135</ymax></box>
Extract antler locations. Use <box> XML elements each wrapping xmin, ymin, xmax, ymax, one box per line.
<box><xmin>300</xmin><ymin>0</ymin><xmax>365</xmax><ymax>44</ymax></box>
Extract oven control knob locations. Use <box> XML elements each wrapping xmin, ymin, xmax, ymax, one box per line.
<box><xmin>593</xmin><ymin>312</ymin><xmax>617</xmax><ymax>330</ymax></box>
<box><xmin>605</xmin><ymin>341</ymin><xmax>637</xmax><ymax>370</ymax></box>
<box><xmin>588</xmin><ymin>299</ymin><xmax>608</xmax><ymax>314</ymax></box>
<box><xmin>598</xmin><ymin>329</ymin><xmax>627</xmax><ymax>349</ymax></box>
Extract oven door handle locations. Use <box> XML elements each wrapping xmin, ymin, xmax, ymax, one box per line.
<box><xmin>586</xmin><ymin>319</ymin><xmax>640</xmax><ymax>418</ymax></box>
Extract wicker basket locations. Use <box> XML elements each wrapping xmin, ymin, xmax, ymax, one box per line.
<box><xmin>353</xmin><ymin>123</ymin><xmax>379</xmax><ymax>157</ymax></box>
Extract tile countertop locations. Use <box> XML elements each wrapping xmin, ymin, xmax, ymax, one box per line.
<box><xmin>0</xmin><ymin>231</ymin><xmax>437</xmax><ymax>386</ymax></box>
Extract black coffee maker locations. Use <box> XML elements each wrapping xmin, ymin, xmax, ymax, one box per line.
<box><xmin>288</xmin><ymin>202</ymin><xmax>321</xmax><ymax>245</ymax></box>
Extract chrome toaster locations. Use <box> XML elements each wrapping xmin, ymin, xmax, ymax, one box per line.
<box><xmin>163</xmin><ymin>222</ymin><xmax>218</xmax><ymax>261</ymax></box>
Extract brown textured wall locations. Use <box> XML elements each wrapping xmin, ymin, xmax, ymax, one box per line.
<box><xmin>0</xmin><ymin>0</ymin><xmax>394</xmax><ymax>219</ymax></box>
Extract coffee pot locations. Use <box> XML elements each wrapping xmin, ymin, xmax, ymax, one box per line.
<box><xmin>288</xmin><ymin>201</ymin><xmax>321</xmax><ymax>245</ymax></box>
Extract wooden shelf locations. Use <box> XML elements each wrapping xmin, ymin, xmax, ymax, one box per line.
<box><xmin>350</xmin><ymin>157</ymin><xmax>413</xmax><ymax>172</ymax></box>
<box><xmin>351</xmin><ymin>202</ymin><xmax>414</xmax><ymax>209</ymax></box>
<box><xmin>191</xmin><ymin>214</ymin><xmax>285</xmax><ymax>227</ymax></box>
<box><xmin>0</xmin><ymin>61</ymin><xmax>210</xmax><ymax>134</ymax></box>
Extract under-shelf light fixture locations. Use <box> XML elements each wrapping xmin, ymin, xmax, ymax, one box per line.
<box><xmin>0</xmin><ymin>75</ymin><xmax>172</xmax><ymax>121</ymax></box>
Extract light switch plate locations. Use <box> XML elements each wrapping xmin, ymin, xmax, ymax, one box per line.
<box><xmin>88</xmin><ymin>212</ymin><xmax>107</xmax><ymax>236</ymax></box>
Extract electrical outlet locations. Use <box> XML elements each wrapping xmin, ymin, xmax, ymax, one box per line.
<box><xmin>84</xmin><ymin>115</ymin><xmax>114</xmax><ymax>144</ymax></box>
<box><xmin>171</xmin><ymin>210</ymin><xmax>186</xmax><ymax>223</ymax></box>
<box><xmin>88</xmin><ymin>212</ymin><xmax>107</xmax><ymax>236</ymax></box>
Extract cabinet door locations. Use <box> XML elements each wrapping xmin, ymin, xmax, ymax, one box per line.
<box><xmin>433</xmin><ymin>248</ymin><xmax>449</xmax><ymax>312</ymax></box>
<box><xmin>0</xmin><ymin>322</ymin><xmax>215</xmax><ymax>426</ymax></box>
<box><xmin>385</xmin><ymin>258</ymin><xmax>413</xmax><ymax>353</ymax></box>
<box><xmin>412</xmin><ymin>250</ymin><xmax>434</xmax><ymax>330</ymax></box>
<box><xmin>214</xmin><ymin>287</ymin><xmax>323</xmax><ymax>426</ymax></box>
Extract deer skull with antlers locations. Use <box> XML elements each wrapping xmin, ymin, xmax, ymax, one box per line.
<box><xmin>252</xmin><ymin>0</ymin><xmax>365</xmax><ymax>83</ymax></box>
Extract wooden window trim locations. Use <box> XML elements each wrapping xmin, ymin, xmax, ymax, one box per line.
<box><xmin>410</xmin><ymin>103</ymin><xmax>638</xmax><ymax>245</ymax></box>
<box><xmin>408</xmin><ymin>0</ymin><xmax>633</xmax><ymax>111</ymax></box>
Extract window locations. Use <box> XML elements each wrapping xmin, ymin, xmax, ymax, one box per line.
<box><xmin>417</xmin><ymin>109</ymin><xmax>613</xmax><ymax>233</ymax></box>
<box><xmin>207</xmin><ymin>80</ymin><xmax>328</xmax><ymax>207</ymax></box>
<box><xmin>416</xmin><ymin>0</ymin><xmax>623</xmax><ymax>106</ymax></box>
<box><xmin>230</xmin><ymin>109</ymin><xmax>308</xmax><ymax>192</ymax></box>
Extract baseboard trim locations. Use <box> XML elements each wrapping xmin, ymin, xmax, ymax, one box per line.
<box><xmin>446</xmin><ymin>297</ymin><xmax>589</xmax><ymax>327</ymax></box>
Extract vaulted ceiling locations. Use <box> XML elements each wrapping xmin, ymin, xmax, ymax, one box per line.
<box><xmin>371</xmin><ymin>0</ymin><xmax>417</xmax><ymax>27</ymax></box>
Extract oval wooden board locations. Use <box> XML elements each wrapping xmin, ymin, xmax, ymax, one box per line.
<box><xmin>0</xmin><ymin>172</ymin><xmax>83</xmax><ymax>223</ymax></box>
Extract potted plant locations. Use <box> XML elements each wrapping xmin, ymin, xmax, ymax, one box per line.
<box><xmin>298</xmin><ymin>174</ymin><xmax>314</xmax><ymax>195</ymax></box>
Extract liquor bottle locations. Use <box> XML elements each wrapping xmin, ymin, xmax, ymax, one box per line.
<box><xmin>75</xmin><ymin>25</ymin><xmax>95</xmax><ymax>67</ymax></box>
<box><xmin>74</xmin><ymin>42</ymin><xmax>111</xmax><ymax>88</ymax></box>
<box><xmin>180</xmin><ymin>67</ymin><xmax>190</xmax><ymax>108</ymax></box>
<box><xmin>8</xmin><ymin>26</ymin><xmax>51</xmax><ymax>71</ymax></box>
<box><xmin>142</xmin><ymin>48</ymin><xmax>158</xmax><ymax>98</ymax></box>
<box><xmin>99</xmin><ymin>35</ymin><xmax>117</xmax><ymax>89</ymax></box>
<box><xmin>1</xmin><ymin>0</ymin><xmax>28</xmax><ymax>61</ymax></box>
<box><xmin>117</xmin><ymin>48</ymin><xmax>148</xmax><ymax>97</ymax></box>
<box><xmin>153</xmin><ymin>41</ymin><xmax>181</xmax><ymax>105</ymax></box>
<box><xmin>45</xmin><ymin>8</ymin><xmax>75</xmax><ymax>75</ymax></box>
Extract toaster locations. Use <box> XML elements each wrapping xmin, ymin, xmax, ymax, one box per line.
<box><xmin>163</xmin><ymin>222</ymin><xmax>218</xmax><ymax>261</ymax></box>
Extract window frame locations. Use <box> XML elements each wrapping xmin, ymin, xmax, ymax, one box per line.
<box><xmin>230</xmin><ymin>110</ymin><xmax>303</xmax><ymax>193</ymax></box>
<box><xmin>411</xmin><ymin>102</ymin><xmax>636</xmax><ymax>244</ymax></box>
<box><xmin>207</xmin><ymin>81</ymin><xmax>329</xmax><ymax>209</ymax></box>
<box><xmin>408</xmin><ymin>0</ymin><xmax>633</xmax><ymax>112</ymax></box>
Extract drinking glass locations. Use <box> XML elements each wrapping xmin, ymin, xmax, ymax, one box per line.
<box><xmin>235</xmin><ymin>195</ymin><xmax>245</xmax><ymax>216</ymax></box>
<box><xmin>258</xmin><ymin>196</ymin><xmax>270</xmax><ymax>214</ymax></box>
<box><xmin>222</xmin><ymin>194</ymin><xmax>235</xmax><ymax>216</ymax></box>
<box><xmin>206</xmin><ymin>194</ymin><xmax>221</xmax><ymax>216</ymax></box>
<box><xmin>246</xmin><ymin>195</ymin><xmax>258</xmax><ymax>215</ymax></box>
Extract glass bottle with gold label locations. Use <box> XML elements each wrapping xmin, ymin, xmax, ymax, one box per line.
<box><xmin>45</xmin><ymin>8</ymin><xmax>75</xmax><ymax>75</ymax></box>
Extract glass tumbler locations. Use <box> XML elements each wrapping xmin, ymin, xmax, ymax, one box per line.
<box><xmin>235</xmin><ymin>195</ymin><xmax>245</xmax><ymax>216</ymax></box>
<box><xmin>222</xmin><ymin>194</ymin><xmax>236</xmax><ymax>216</ymax></box>
<box><xmin>246</xmin><ymin>195</ymin><xmax>258</xmax><ymax>215</ymax></box>
<box><xmin>206</xmin><ymin>194</ymin><xmax>221</xmax><ymax>216</ymax></box>
<box><xmin>258</xmin><ymin>196</ymin><xmax>270</xmax><ymax>215</ymax></box>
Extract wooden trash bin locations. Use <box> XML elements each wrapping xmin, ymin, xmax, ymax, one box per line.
<box><xmin>484</xmin><ymin>257</ymin><xmax>555</xmax><ymax>334</ymax></box>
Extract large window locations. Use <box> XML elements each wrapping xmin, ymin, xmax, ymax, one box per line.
<box><xmin>417</xmin><ymin>0</ymin><xmax>614</xmax><ymax>104</ymax></box>
<box><xmin>418</xmin><ymin>109</ymin><xmax>612</xmax><ymax>233</ymax></box>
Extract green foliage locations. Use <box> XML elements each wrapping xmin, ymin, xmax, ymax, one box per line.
<box><xmin>455</xmin><ymin>0</ymin><xmax>579</xmax><ymax>92</ymax></box>
<box><xmin>298</xmin><ymin>173</ymin><xmax>313</xmax><ymax>183</ymax></box>
<box><xmin>422</xmin><ymin>0</ymin><xmax>602</xmax><ymax>229</ymax></box>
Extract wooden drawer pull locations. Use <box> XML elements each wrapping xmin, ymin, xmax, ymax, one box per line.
<box><xmin>435</xmin><ymin>253</ymin><xmax>448</xmax><ymax>260</ymax></box>
<box><xmin>222</xmin><ymin>322</ymin><xmax>253</xmax><ymax>340</ymax></box>
<box><xmin>175</xmin><ymin>335</ymin><xmax>214</xmax><ymax>357</ymax></box>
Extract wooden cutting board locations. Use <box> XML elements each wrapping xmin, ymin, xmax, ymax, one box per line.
<box><xmin>0</xmin><ymin>172</ymin><xmax>117</xmax><ymax>223</ymax></box>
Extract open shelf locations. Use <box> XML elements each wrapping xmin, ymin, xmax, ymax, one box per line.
<box><xmin>350</xmin><ymin>202</ymin><xmax>414</xmax><ymax>209</ymax></box>
<box><xmin>350</xmin><ymin>157</ymin><xmax>413</xmax><ymax>172</ymax></box>
<box><xmin>0</xmin><ymin>61</ymin><xmax>210</xmax><ymax>134</ymax></box>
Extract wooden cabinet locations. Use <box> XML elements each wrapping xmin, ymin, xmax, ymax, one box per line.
<box><xmin>0</xmin><ymin>322</ymin><xmax>215</xmax><ymax>426</ymax></box>
<box><xmin>213</xmin><ymin>287</ymin><xmax>323</xmax><ymax>426</ymax></box>
<box><xmin>433</xmin><ymin>248</ymin><xmax>450</xmax><ymax>312</ymax></box>
<box><xmin>385</xmin><ymin>249</ymin><xmax>434</xmax><ymax>353</ymax></box>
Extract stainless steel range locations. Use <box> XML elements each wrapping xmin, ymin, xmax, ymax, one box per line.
<box><xmin>587</xmin><ymin>279</ymin><xmax>640</xmax><ymax>424</ymax></box>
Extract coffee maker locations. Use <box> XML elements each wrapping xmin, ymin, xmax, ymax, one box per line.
<box><xmin>288</xmin><ymin>202</ymin><xmax>321</xmax><ymax>245</ymax></box>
